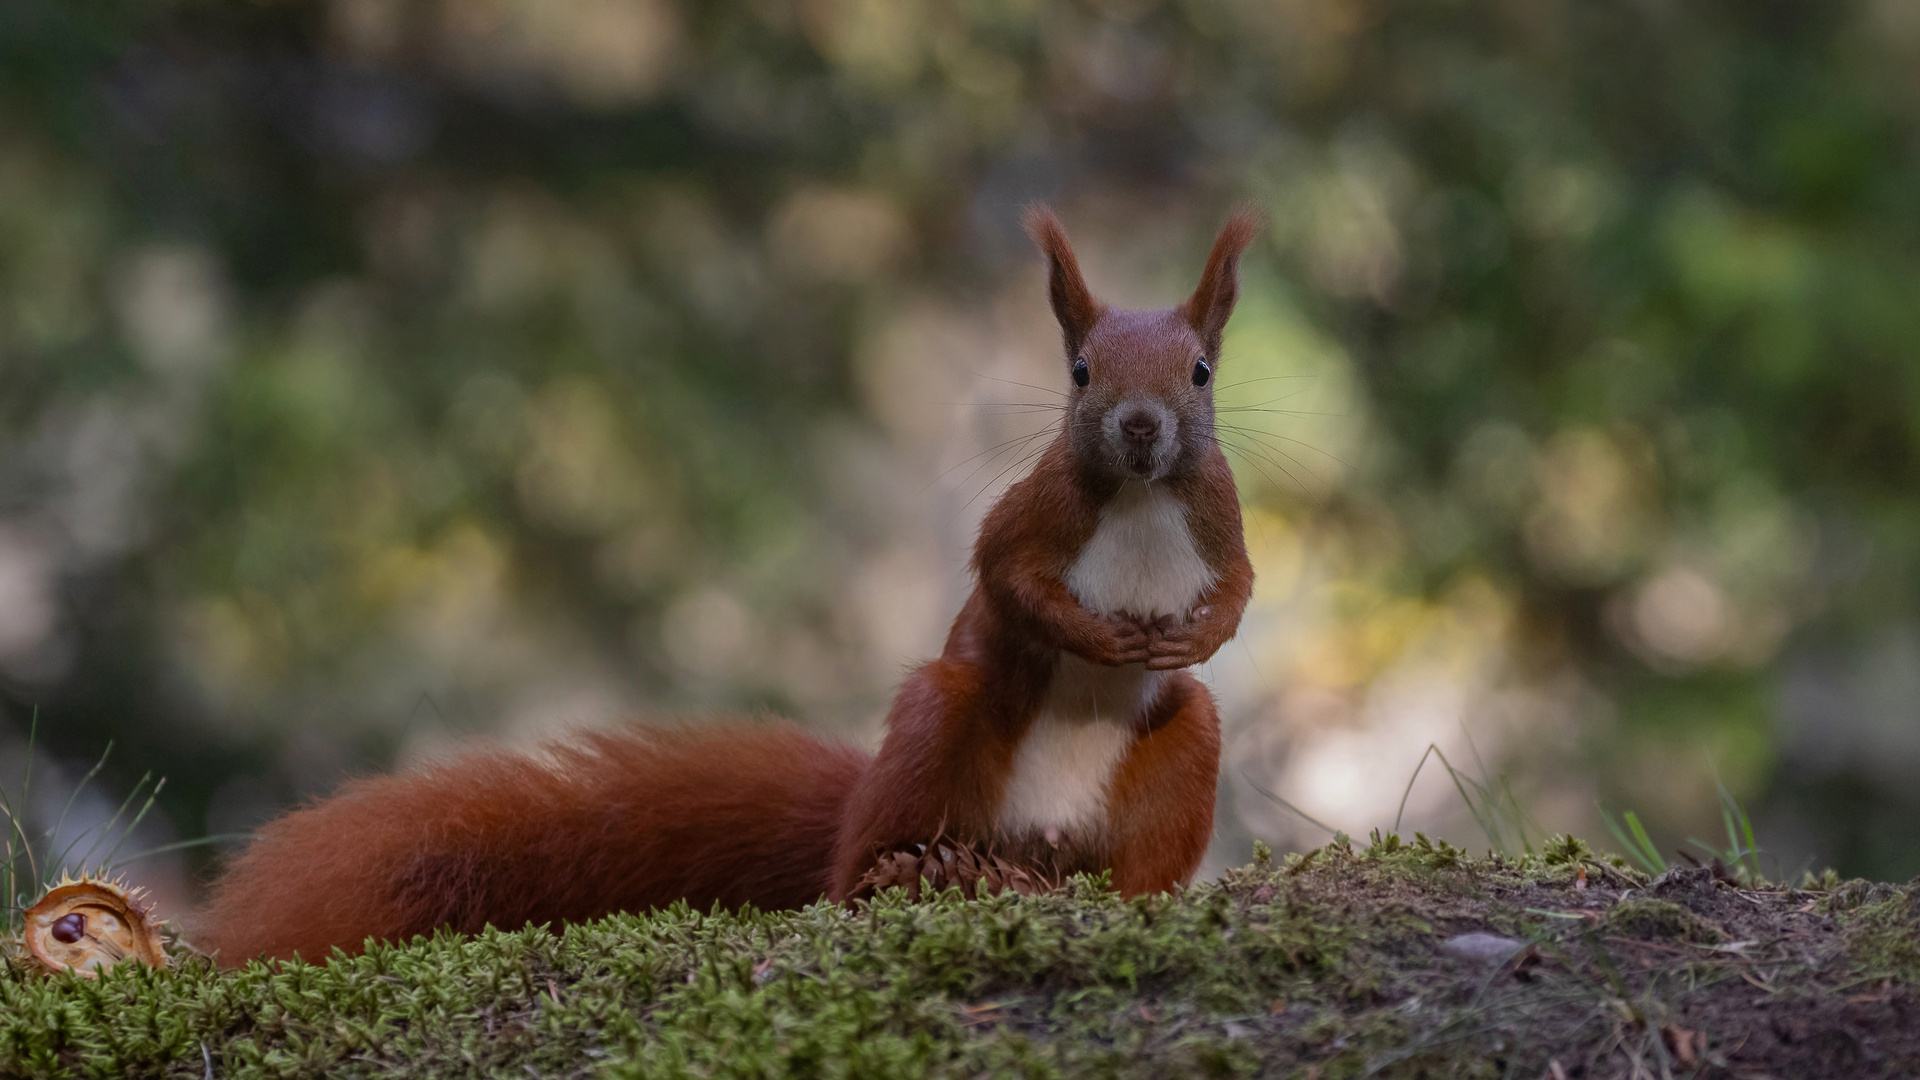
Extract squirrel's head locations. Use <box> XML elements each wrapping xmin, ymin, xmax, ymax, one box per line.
<box><xmin>1024</xmin><ymin>203</ymin><xmax>1262</xmax><ymax>484</ymax></box>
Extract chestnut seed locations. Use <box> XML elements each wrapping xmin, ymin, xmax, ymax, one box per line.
<box><xmin>50</xmin><ymin>912</ymin><xmax>86</xmax><ymax>944</ymax></box>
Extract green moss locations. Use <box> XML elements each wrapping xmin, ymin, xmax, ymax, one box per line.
<box><xmin>1842</xmin><ymin>886</ymin><xmax>1920</xmax><ymax>983</ymax></box>
<box><xmin>1603</xmin><ymin>898</ymin><xmax>1720</xmax><ymax>944</ymax></box>
<box><xmin>0</xmin><ymin>846</ymin><xmax>1913</xmax><ymax>1079</ymax></box>
<box><xmin>1540</xmin><ymin>834</ymin><xmax>1592</xmax><ymax>866</ymax></box>
<box><xmin>1818</xmin><ymin>879</ymin><xmax>1902</xmax><ymax>914</ymax></box>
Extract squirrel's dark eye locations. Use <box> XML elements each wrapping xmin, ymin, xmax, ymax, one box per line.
<box><xmin>1072</xmin><ymin>357</ymin><xmax>1090</xmax><ymax>387</ymax></box>
<box><xmin>1192</xmin><ymin>358</ymin><xmax>1211</xmax><ymax>387</ymax></box>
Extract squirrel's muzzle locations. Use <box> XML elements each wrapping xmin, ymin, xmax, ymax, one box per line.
<box><xmin>1107</xmin><ymin>399</ymin><xmax>1178</xmax><ymax>479</ymax></box>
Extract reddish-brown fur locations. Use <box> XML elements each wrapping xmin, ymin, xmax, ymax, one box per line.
<box><xmin>829</xmin><ymin>204</ymin><xmax>1258</xmax><ymax>894</ymax></box>
<box><xmin>199</xmin><ymin>205</ymin><xmax>1261</xmax><ymax>965</ymax></box>
<box><xmin>1105</xmin><ymin>677</ymin><xmax>1224</xmax><ymax>895</ymax></box>
<box><xmin>198</xmin><ymin>724</ymin><xmax>868</xmax><ymax>963</ymax></box>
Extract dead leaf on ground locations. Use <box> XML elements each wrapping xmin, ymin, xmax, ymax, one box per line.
<box><xmin>1662</xmin><ymin>1024</ymin><xmax>1701</xmax><ymax>1067</ymax></box>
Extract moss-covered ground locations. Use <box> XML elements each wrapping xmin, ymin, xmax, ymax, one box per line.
<box><xmin>5</xmin><ymin>835</ymin><xmax>1917</xmax><ymax>1079</ymax></box>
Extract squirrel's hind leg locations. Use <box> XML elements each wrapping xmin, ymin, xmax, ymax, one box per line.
<box><xmin>1103</xmin><ymin>674</ymin><xmax>1221</xmax><ymax>896</ymax></box>
<box><xmin>828</xmin><ymin>659</ymin><xmax>1026</xmax><ymax>900</ymax></box>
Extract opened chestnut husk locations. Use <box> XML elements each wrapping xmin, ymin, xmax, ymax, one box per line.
<box><xmin>21</xmin><ymin>876</ymin><xmax>166</xmax><ymax>977</ymax></box>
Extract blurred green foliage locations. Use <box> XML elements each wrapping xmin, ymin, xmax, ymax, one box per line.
<box><xmin>3</xmin><ymin>0</ymin><xmax>1920</xmax><ymax>893</ymax></box>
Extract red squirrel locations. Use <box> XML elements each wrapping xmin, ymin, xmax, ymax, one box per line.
<box><xmin>198</xmin><ymin>205</ymin><xmax>1259</xmax><ymax>965</ymax></box>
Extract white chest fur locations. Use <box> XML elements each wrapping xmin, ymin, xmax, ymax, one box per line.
<box><xmin>997</xmin><ymin>656</ymin><xmax>1160</xmax><ymax>840</ymax></box>
<box><xmin>1064</xmin><ymin>482</ymin><xmax>1215</xmax><ymax>620</ymax></box>
<box><xmin>996</xmin><ymin>483</ymin><xmax>1214</xmax><ymax>842</ymax></box>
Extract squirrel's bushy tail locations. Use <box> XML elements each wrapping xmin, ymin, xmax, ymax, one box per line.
<box><xmin>198</xmin><ymin>722</ymin><xmax>870</xmax><ymax>966</ymax></box>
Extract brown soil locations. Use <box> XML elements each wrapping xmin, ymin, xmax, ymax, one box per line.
<box><xmin>1235</xmin><ymin>838</ymin><xmax>1920</xmax><ymax>1078</ymax></box>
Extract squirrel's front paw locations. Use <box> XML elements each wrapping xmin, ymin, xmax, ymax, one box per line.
<box><xmin>1075</xmin><ymin>614</ymin><xmax>1144</xmax><ymax>664</ymax></box>
<box><xmin>1085</xmin><ymin>617</ymin><xmax>1152</xmax><ymax>666</ymax></box>
<box><xmin>1142</xmin><ymin>608</ymin><xmax>1219</xmax><ymax>670</ymax></box>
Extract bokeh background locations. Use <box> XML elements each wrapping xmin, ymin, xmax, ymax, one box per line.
<box><xmin>5</xmin><ymin>0</ymin><xmax>1919</xmax><ymax>917</ymax></box>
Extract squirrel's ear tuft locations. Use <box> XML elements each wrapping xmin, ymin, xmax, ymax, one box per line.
<box><xmin>1179</xmin><ymin>206</ymin><xmax>1264</xmax><ymax>356</ymax></box>
<box><xmin>1023</xmin><ymin>202</ymin><xmax>1101</xmax><ymax>355</ymax></box>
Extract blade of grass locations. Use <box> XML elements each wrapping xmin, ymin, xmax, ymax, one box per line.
<box><xmin>1395</xmin><ymin>740</ymin><xmax>1543</xmax><ymax>857</ymax></box>
<box><xmin>1698</xmin><ymin>756</ymin><xmax>1765</xmax><ymax>880</ymax></box>
<box><xmin>0</xmin><ymin>797</ymin><xmax>36</xmax><ymax>899</ymax></box>
<box><xmin>1599</xmin><ymin>801</ymin><xmax>1666</xmax><ymax>875</ymax></box>
<box><xmin>1393</xmin><ymin>744</ymin><xmax>1439</xmax><ymax>836</ymax></box>
<box><xmin>0</xmin><ymin>711</ymin><xmax>201</xmax><ymax>931</ymax></box>
<box><xmin>1624</xmin><ymin>811</ymin><xmax>1663</xmax><ymax>874</ymax></box>
<box><xmin>1494</xmin><ymin>774</ymin><xmax>1537</xmax><ymax>855</ymax></box>
<box><xmin>1720</xmin><ymin>778</ymin><xmax>1760</xmax><ymax>880</ymax></box>
<box><xmin>47</xmin><ymin>740</ymin><xmax>112</xmax><ymax>851</ymax></box>
<box><xmin>4</xmin><ymin>708</ymin><xmax>40</xmax><ymax>933</ymax></box>
<box><xmin>20</xmin><ymin>706</ymin><xmax>34</xmax><ymax>812</ymax></box>
<box><xmin>1445</xmin><ymin>731</ymin><xmax>1509</xmax><ymax>850</ymax></box>
<box><xmin>1451</xmin><ymin>774</ymin><xmax>1505</xmax><ymax>851</ymax></box>
<box><xmin>1431</xmin><ymin>746</ymin><xmax>1518</xmax><ymax>854</ymax></box>
<box><xmin>2</xmin><ymin>826</ymin><xmax>14</xmax><ymax>935</ymax></box>
<box><xmin>68</xmin><ymin>770</ymin><xmax>153</xmax><ymax>874</ymax></box>
<box><xmin>17</xmin><ymin>707</ymin><xmax>37</xmax><ymax>888</ymax></box>
<box><xmin>1240</xmin><ymin>770</ymin><xmax>1339</xmax><ymax>836</ymax></box>
<box><xmin>114</xmin><ymin>832</ymin><xmax>251</xmax><ymax>864</ymax></box>
<box><xmin>1599</xmin><ymin>804</ymin><xmax>1637</xmax><ymax>869</ymax></box>
<box><xmin>98</xmin><ymin>776</ymin><xmax>168</xmax><ymax>868</ymax></box>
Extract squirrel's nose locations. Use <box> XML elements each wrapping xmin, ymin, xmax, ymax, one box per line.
<box><xmin>1119</xmin><ymin>410</ymin><xmax>1161</xmax><ymax>445</ymax></box>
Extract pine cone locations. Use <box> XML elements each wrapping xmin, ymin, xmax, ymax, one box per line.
<box><xmin>851</xmin><ymin>837</ymin><xmax>1053</xmax><ymax>901</ymax></box>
